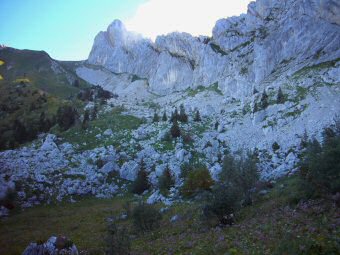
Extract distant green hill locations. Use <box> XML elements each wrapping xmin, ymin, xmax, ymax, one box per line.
<box><xmin>0</xmin><ymin>47</ymin><xmax>91</xmax><ymax>150</ymax></box>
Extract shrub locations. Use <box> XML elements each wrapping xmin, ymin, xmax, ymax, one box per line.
<box><xmin>158</xmin><ymin>166</ymin><xmax>175</xmax><ymax>196</ymax></box>
<box><xmin>202</xmin><ymin>184</ymin><xmax>242</xmax><ymax>225</ymax></box>
<box><xmin>105</xmin><ymin>221</ymin><xmax>131</xmax><ymax>255</ymax></box>
<box><xmin>182</xmin><ymin>132</ymin><xmax>193</xmax><ymax>144</ymax></box>
<box><xmin>272</xmin><ymin>142</ymin><xmax>280</xmax><ymax>151</ymax></box>
<box><xmin>181</xmin><ymin>167</ymin><xmax>214</xmax><ymax>198</ymax></box>
<box><xmin>219</xmin><ymin>151</ymin><xmax>259</xmax><ymax>195</ymax></box>
<box><xmin>193</xmin><ymin>110</ymin><xmax>201</xmax><ymax>122</ymax></box>
<box><xmin>132</xmin><ymin>203</ymin><xmax>162</xmax><ymax>232</ymax></box>
<box><xmin>170</xmin><ymin>120</ymin><xmax>181</xmax><ymax>138</ymax></box>
<box><xmin>299</xmin><ymin>128</ymin><xmax>340</xmax><ymax>196</ymax></box>
<box><xmin>56</xmin><ymin>105</ymin><xmax>78</xmax><ymax>131</ymax></box>
<box><xmin>131</xmin><ymin>159</ymin><xmax>150</xmax><ymax>195</ymax></box>
<box><xmin>260</xmin><ymin>90</ymin><xmax>269</xmax><ymax>109</ymax></box>
<box><xmin>277</xmin><ymin>87</ymin><xmax>285</xmax><ymax>104</ymax></box>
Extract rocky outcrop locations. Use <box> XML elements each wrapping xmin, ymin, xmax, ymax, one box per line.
<box><xmin>22</xmin><ymin>236</ymin><xmax>78</xmax><ymax>255</ymax></box>
<box><xmin>86</xmin><ymin>0</ymin><xmax>340</xmax><ymax>98</ymax></box>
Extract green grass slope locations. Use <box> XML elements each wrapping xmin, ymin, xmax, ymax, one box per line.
<box><xmin>0</xmin><ymin>176</ymin><xmax>338</xmax><ymax>255</ymax></box>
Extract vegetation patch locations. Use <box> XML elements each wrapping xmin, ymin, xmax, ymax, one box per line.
<box><xmin>186</xmin><ymin>82</ymin><xmax>223</xmax><ymax>97</ymax></box>
<box><xmin>210</xmin><ymin>43</ymin><xmax>227</xmax><ymax>56</ymax></box>
<box><xmin>293</xmin><ymin>58</ymin><xmax>340</xmax><ymax>79</ymax></box>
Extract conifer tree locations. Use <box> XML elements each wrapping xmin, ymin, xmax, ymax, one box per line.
<box><xmin>132</xmin><ymin>159</ymin><xmax>150</xmax><ymax>195</ymax></box>
<box><xmin>170</xmin><ymin>119</ymin><xmax>181</xmax><ymax>138</ymax></box>
<box><xmin>260</xmin><ymin>90</ymin><xmax>269</xmax><ymax>110</ymax></box>
<box><xmin>153</xmin><ymin>112</ymin><xmax>160</xmax><ymax>123</ymax></box>
<box><xmin>91</xmin><ymin>105</ymin><xmax>98</xmax><ymax>120</ymax></box>
<box><xmin>82</xmin><ymin>110</ymin><xmax>90</xmax><ymax>130</ymax></box>
<box><xmin>158</xmin><ymin>165</ymin><xmax>175</xmax><ymax>196</ymax></box>
<box><xmin>162</xmin><ymin>111</ymin><xmax>167</xmax><ymax>121</ymax></box>
<box><xmin>194</xmin><ymin>110</ymin><xmax>201</xmax><ymax>122</ymax></box>
<box><xmin>214</xmin><ymin>121</ymin><xmax>219</xmax><ymax>130</ymax></box>
<box><xmin>179</xmin><ymin>104</ymin><xmax>188</xmax><ymax>123</ymax></box>
<box><xmin>277</xmin><ymin>87</ymin><xmax>285</xmax><ymax>104</ymax></box>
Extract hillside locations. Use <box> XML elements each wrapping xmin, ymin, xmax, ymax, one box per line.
<box><xmin>0</xmin><ymin>48</ymin><xmax>95</xmax><ymax>150</ymax></box>
<box><xmin>0</xmin><ymin>0</ymin><xmax>339</xmax><ymax>254</ymax></box>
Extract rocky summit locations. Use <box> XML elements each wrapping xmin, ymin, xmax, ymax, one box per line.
<box><xmin>0</xmin><ymin>0</ymin><xmax>340</xmax><ymax>253</ymax></box>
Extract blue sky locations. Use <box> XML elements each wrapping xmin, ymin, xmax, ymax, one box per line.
<box><xmin>0</xmin><ymin>0</ymin><xmax>146</xmax><ymax>60</ymax></box>
<box><xmin>0</xmin><ymin>0</ymin><xmax>251</xmax><ymax>61</ymax></box>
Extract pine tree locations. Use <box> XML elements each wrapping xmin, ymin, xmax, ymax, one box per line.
<box><xmin>39</xmin><ymin>111</ymin><xmax>46</xmax><ymax>132</ymax></box>
<box><xmin>162</xmin><ymin>111</ymin><xmax>167</xmax><ymax>122</ymax></box>
<box><xmin>193</xmin><ymin>110</ymin><xmax>201</xmax><ymax>122</ymax></box>
<box><xmin>132</xmin><ymin>159</ymin><xmax>150</xmax><ymax>195</ymax></box>
<box><xmin>91</xmin><ymin>105</ymin><xmax>98</xmax><ymax>120</ymax></box>
<box><xmin>214</xmin><ymin>121</ymin><xmax>219</xmax><ymax>130</ymax></box>
<box><xmin>260</xmin><ymin>90</ymin><xmax>268</xmax><ymax>110</ymax></box>
<box><xmin>277</xmin><ymin>87</ymin><xmax>285</xmax><ymax>104</ymax></box>
<box><xmin>170</xmin><ymin>119</ymin><xmax>181</xmax><ymax>138</ymax></box>
<box><xmin>253</xmin><ymin>102</ymin><xmax>259</xmax><ymax>113</ymax></box>
<box><xmin>153</xmin><ymin>112</ymin><xmax>160</xmax><ymax>123</ymax></box>
<box><xmin>170</xmin><ymin>108</ymin><xmax>179</xmax><ymax>123</ymax></box>
<box><xmin>253</xmin><ymin>87</ymin><xmax>259</xmax><ymax>94</ymax></box>
<box><xmin>179</xmin><ymin>104</ymin><xmax>188</xmax><ymax>123</ymax></box>
<box><xmin>158</xmin><ymin>165</ymin><xmax>175</xmax><ymax>196</ymax></box>
<box><xmin>82</xmin><ymin>110</ymin><xmax>90</xmax><ymax>130</ymax></box>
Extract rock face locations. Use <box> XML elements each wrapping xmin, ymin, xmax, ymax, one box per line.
<box><xmin>86</xmin><ymin>0</ymin><xmax>340</xmax><ymax>98</ymax></box>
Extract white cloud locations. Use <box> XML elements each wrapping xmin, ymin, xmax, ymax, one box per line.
<box><xmin>125</xmin><ymin>0</ymin><xmax>252</xmax><ymax>40</ymax></box>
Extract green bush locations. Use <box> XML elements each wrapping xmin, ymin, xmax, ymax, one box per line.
<box><xmin>219</xmin><ymin>151</ymin><xmax>259</xmax><ymax>196</ymax></box>
<box><xmin>131</xmin><ymin>160</ymin><xmax>150</xmax><ymax>195</ymax></box>
<box><xmin>300</xmin><ymin>128</ymin><xmax>340</xmax><ymax>196</ymax></box>
<box><xmin>132</xmin><ymin>203</ymin><xmax>162</xmax><ymax>232</ymax></box>
<box><xmin>158</xmin><ymin>166</ymin><xmax>175</xmax><ymax>196</ymax></box>
<box><xmin>56</xmin><ymin>105</ymin><xmax>78</xmax><ymax>131</ymax></box>
<box><xmin>202</xmin><ymin>184</ymin><xmax>242</xmax><ymax>225</ymax></box>
<box><xmin>181</xmin><ymin>167</ymin><xmax>214</xmax><ymax>198</ymax></box>
<box><xmin>105</xmin><ymin>221</ymin><xmax>131</xmax><ymax>255</ymax></box>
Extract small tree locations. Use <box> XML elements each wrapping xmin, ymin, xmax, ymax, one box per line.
<box><xmin>219</xmin><ymin>151</ymin><xmax>259</xmax><ymax>199</ymax></box>
<box><xmin>214</xmin><ymin>121</ymin><xmax>219</xmax><ymax>130</ymax></box>
<box><xmin>181</xmin><ymin>167</ymin><xmax>214</xmax><ymax>198</ymax></box>
<box><xmin>82</xmin><ymin>110</ymin><xmax>90</xmax><ymax>130</ymax></box>
<box><xmin>91</xmin><ymin>105</ymin><xmax>98</xmax><ymax>120</ymax></box>
<box><xmin>132</xmin><ymin>202</ymin><xmax>162</xmax><ymax>232</ymax></box>
<box><xmin>56</xmin><ymin>105</ymin><xmax>78</xmax><ymax>131</ymax></box>
<box><xmin>178</xmin><ymin>104</ymin><xmax>188</xmax><ymax>123</ymax></box>
<box><xmin>277</xmin><ymin>87</ymin><xmax>285</xmax><ymax>104</ymax></box>
<box><xmin>131</xmin><ymin>159</ymin><xmax>150</xmax><ymax>195</ymax></box>
<box><xmin>158</xmin><ymin>166</ymin><xmax>175</xmax><ymax>196</ymax></box>
<box><xmin>260</xmin><ymin>90</ymin><xmax>269</xmax><ymax>109</ymax></box>
<box><xmin>170</xmin><ymin>119</ymin><xmax>181</xmax><ymax>138</ymax></box>
<box><xmin>152</xmin><ymin>112</ymin><xmax>160</xmax><ymax>123</ymax></box>
<box><xmin>170</xmin><ymin>108</ymin><xmax>179</xmax><ymax>123</ymax></box>
<box><xmin>253</xmin><ymin>102</ymin><xmax>259</xmax><ymax>113</ymax></box>
<box><xmin>300</xmin><ymin>129</ymin><xmax>340</xmax><ymax>196</ymax></box>
<box><xmin>105</xmin><ymin>221</ymin><xmax>131</xmax><ymax>255</ymax></box>
<box><xmin>203</xmin><ymin>184</ymin><xmax>242</xmax><ymax>225</ymax></box>
<box><xmin>162</xmin><ymin>111</ymin><xmax>167</xmax><ymax>122</ymax></box>
<box><xmin>193</xmin><ymin>110</ymin><xmax>201</xmax><ymax>122</ymax></box>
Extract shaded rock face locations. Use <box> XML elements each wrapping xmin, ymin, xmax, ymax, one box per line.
<box><xmin>87</xmin><ymin>0</ymin><xmax>340</xmax><ymax>98</ymax></box>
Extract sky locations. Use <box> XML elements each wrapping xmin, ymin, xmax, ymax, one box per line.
<box><xmin>0</xmin><ymin>0</ymin><xmax>251</xmax><ymax>61</ymax></box>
